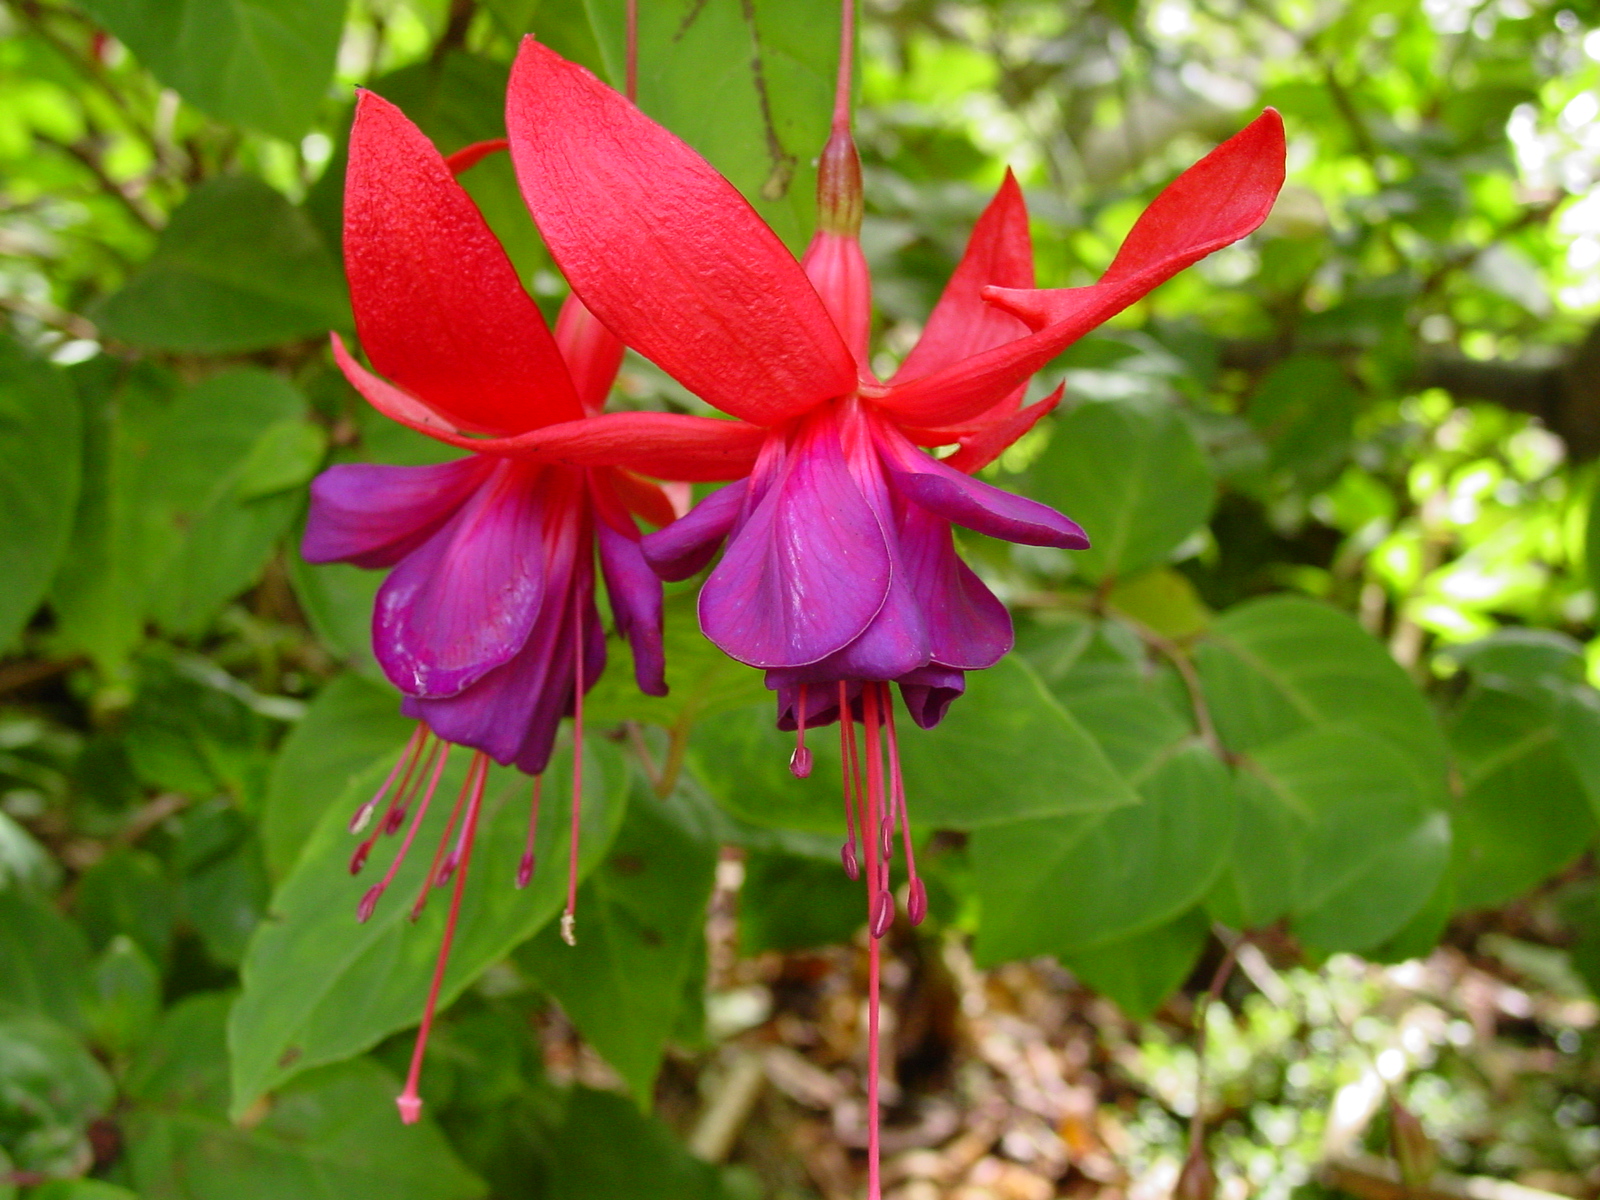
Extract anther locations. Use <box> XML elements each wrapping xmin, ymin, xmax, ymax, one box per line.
<box><xmin>907</xmin><ymin>877</ymin><xmax>928</xmax><ymax>926</ymax></box>
<box><xmin>870</xmin><ymin>888</ymin><xmax>894</xmax><ymax>938</ymax></box>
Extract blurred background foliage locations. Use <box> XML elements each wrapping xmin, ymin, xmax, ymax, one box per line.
<box><xmin>6</xmin><ymin>0</ymin><xmax>1600</xmax><ymax>1197</ymax></box>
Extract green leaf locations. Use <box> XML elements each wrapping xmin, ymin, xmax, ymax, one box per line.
<box><xmin>176</xmin><ymin>801</ymin><xmax>271</xmax><ymax>967</ymax></box>
<box><xmin>1292</xmin><ymin>811</ymin><xmax>1452</xmax><ymax>953</ymax></box>
<box><xmin>122</xmin><ymin>656</ymin><xmax>269</xmax><ymax>798</ymax></box>
<box><xmin>584</xmin><ymin>592</ymin><xmax>770</xmax><ymax>729</ymax></box>
<box><xmin>72</xmin><ymin>847</ymin><xmax>177</xmax><ymax>965</ymax></box>
<box><xmin>691</xmin><ymin>657</ymin><xmax>1138</xmax><ymax>834</ymax></box>
<box><xmin>95</xmin><ymin>177</ymin><xmax>349</xmax><ymax>352</ymax></box>
<box><xmin>74</xmin><ymin>0</ymin><xmax>346</xmax><ymax>139</ymax></box>
<box><xmin>287</xmin><ymin>550</ymin><xmax>386</xmax><ymax>680</ymax></box>
<box><xmin>973</xmin><ymin>682</ymin><xmax>1232</xmax><ymax>961</ymax></box>
<box><xmin>126</xmin><ymin>993</ymin><xmax>483</xmax><ymax>1200</ymax></box>
<box><xmin>133</xmin><ymin>370</ymin><xmax>310</xmax><ymax>634</ymax></box>
<box><xmin>84</xmin><ymin>935</ymin><xmax>162</xmax><ymax>1055</ymax></box>
<box><xmin>235</xmin><ymin>418</ymin><xmax>328</xmax><ymax>500</ymax></box>
<box><xmin>48</xmin><ymin>360</ymin><xmax>175</xmax><ymax>676</ymax></box>
<box><xmin>519</xmin><ymin>782</ymin><xmax>717</xmax><ymax>1105</ymax></box>
<box><xmin>262</xmin><ymin>673</ymin><xmax>413</xmax><ymax>880</ymax></box>
<box><xmin>0</xmin><ymin>337</ymin><xmax>79</xmax><ymax>652</ymax></box>
<box><xmin>26</xmin><ymin>1182</ymin><xmax>140</xmax><ymax>1200</ymax></box>
<box><xmin>1195</xmin><ymin>595</ymin><xmax>1450</xmax><ymax>788</ymax></box>
<box><xmin>584</xmin><ymin>0</ymin><xmax>835</xmax><ymax>251</ymax></box>
<box><xmin>1061</xmin><ymin>907</ymin><xmax>1210</xmax><ymax>1020</ymax></box>
<box><xmin>1027</xmin><ymin>401</ymin><xmax>1214</xmax><ymax>582</ymax></box>
<box><xmin>229</xmin><ymin>739</ymin><xmax>627</xmax><ymax>1113</ymax></box>
<box><xmin>1246</xmin><ymin>356</ymin><xmax>1357</xmax><ymax>489</ymax></box>
<box><xmin>1449</xmin><ymin>684</ymin><xmax>1596</xmax><ymax>910</ymax></box>
<box><xmin>0</xmin><ymin>1014</ymin><xmax>114</xmax><ymax>1176</ymax></box>
<box><xmin>544</xmin><ymin>1086</ymin><xmax>750</xmax><ymax>1200</ymax></box>
<box><xmin>740</xmin><ymin>851</ymin><xmax>863</xmax><ymax>953</ymax></box>
<box><xmin>1216</xmin><ymin>725</ymin><xmax>1444</xmax><ymax>930</ymax></box>
<box><xmin>0</xmin><ymin>889</ymin><xmax>94</xmax><ymax>1031</ymax></box>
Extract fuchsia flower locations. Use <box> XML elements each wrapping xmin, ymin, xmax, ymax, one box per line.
<box><xmin>504</xmin><ymin>39</ymin><xmax>1283</xmax><ymax>1193</ymax></box>
<box><xmin>301</xmin><ymin>91</ymin><xmax>764</xmax><ymax>1121</ymax></box>
<box><xmin>504</xmin><ymin>38</ymin><xmax>1285</xmax><ymax>854</ymax></box>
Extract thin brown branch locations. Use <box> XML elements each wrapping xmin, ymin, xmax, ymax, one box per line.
<box><xmin>0</xmin><ymin>293</ymin><xmax>99</xmax><ymax>342</ymax></box>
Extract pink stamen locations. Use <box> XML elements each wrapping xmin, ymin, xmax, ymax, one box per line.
<box><xmin>396</xmin><ymin>741</ymin><xmax>488</xmax><ymax>1125</ymax></box>
<box><xmin>383</xmin><ymin>732</ymin><xmax>441</xmax><ymax>838</ymax></box>
<box><xmin>790</xmin><ymin>682</ymin><xmax>814</xmax><ymax>778</ymax></box>
<box><xmin>411</xmin><ymin>752</ymin><xmax>482</xmax><ymax>921</ymax></box>
<box><xmin>862</xmin><ymin>684</ymin><xmax>894</xmax><ymax>937</ymax></box>
<box><xmin>350</xmin><ymin>724</ymin><xmax>426</xmax><ymax>833</ymax></box>
<box><xmin>860</xmin><ymin>681</ymin><xmax>886</xmax><ymax>1200</ymax></box>
<box><xmin>516</xmin><ymin>774</ymin><xmax>544</xmax><ymax>889</ymax></box>
<box><xmin>563</xmin><ymin>580</ymin><xmax>586</xmax><ymax>947</ymax></box>
<box><xmin>356</xmin><ymin>743</ymin><xmax>451</xmax><ymax>923</ymax></box>
<box><xmin>883</xmin><ymin>701</ymin><xmax>926</xmax><ymax>925</ymax></box>
<box><xmin>838</xmin><ymin>682</ymin><xmax>862</xmax><ymax>880</ymax></box>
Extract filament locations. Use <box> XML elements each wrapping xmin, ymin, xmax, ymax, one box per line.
<box><xmin>396</xmin><ymin>744</ymin><xmax>488</xmax><ymax>1125</ymax></box>
<box><xmin>357</xmin><ymin>742</ymin><xmax>451</xmax><ymax>923</ymax></box>
<box><xmin>517</xmin><ymin>773</ymin><xmax>543</xmax><ymax>888</ymax></box>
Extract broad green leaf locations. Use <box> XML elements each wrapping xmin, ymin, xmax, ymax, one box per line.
<box><xmin>1555</xmin><ymin>684</ymin><xmax>1600</xmax><ymax>824</ymax></box>
<box><xmin>585</xmin><ymin>0</ymin><xmax>835</xmax><ymax>250</ymax></box>
<box><xmin>95</xmin><ymin>177</ymin><xmax>349</xmax><ymax>352</ymax></box>
<box><xmin>1445</xmin><ymin>629</ymin><xmax>1586</xmax><ymax>687</ymax></box>
<box><xmin>229</xmin><ymin>739</ymin><xmax>627</xmax><ymax>1113</ymax></box>
<box><xmin>544</xmin><ymin>1086</ymin><xmax>751</xmax><ymax>1200</ymax></box>
<box><xmin>1363</xmin><ymin>865</ymin><xmax>1457</xmax><ymax>965</ymax></box>
<box><xmin>691</xmin><ymin>657</ymin><xmax>1137</xmax><ymax>834</ymax></box>
<box><xmin>519</xmin><ymin>783</ymin><xmax>717</xmax><ymax>1105</ymax></box>
<box><xmin>0</xmin><ymin>811</ymin><xmax>58</xmax><ymax>895</ymax></box>
<box><xmin>1217</xmin><ymin>725</ymin><xmax>1442</xmax><ymax>929</ymax></box>
<box><xmin>127</xmin><ymin>993</ymin><xmax>483</xmax><ymax>1200</ymax></box>
<box><xmin>235</xmin><ymin>418</ymin><xmax>328</xmax><ymax>500</ymax></box>
<box><xmin>1449</xmin><ymin>685</ymin><xmax>1596</xmax><ymax>910</ymax></box>
<box><xmin>262</xmin><ymin>673</ymin><xmax>413</xmax><ymax>879</ymax></box>
<box><xmin>133</xmin><ymin>370</ymin><xmax>310</xmax><ymax>634</ymax></box>
<box><xmin>0</xmin><ymin>889</ymin><xmax>94</xmax><ymax>1030</ymax></box>
<box><xmin>1027</xmin><ymin>401</ymin><xmax>1214</xmax><ymax>582</ymax></box>
<box><xmin>0</xmin><ymin>337</ymin><xmax>79</xmax><ymax>652</ymax></box>
<box><xmin>1195</xmin><ymin>595</ymin><xmax>1450</xmax><ymax>789</ymax></box>
<box><xmin>1062</xmin><ymin>907</ymin><xmax>1210</xmax><ymax>1020</ymax></box>
<box><xmin>48</xmin><ymin>360</ymin><xmax>174</xmax><ymax>676</ymax></box>
<box><xmin>84</xmin><ymin>936</ymin><xmax>162</xmax><ymax>1056</ymax></box>
<box><xmin>27</xmin><ymin>1182</ymin><xmax>140</xmax><ymax>1200</ymax></box>
<box><xmin>1246</xmin><ymin>356</ymin><xmax>1357</xmax><ymax>489</ymax></box>
<box><xmin>974</xmin><ymin>687</ymin><xmax>1233</xmax><ymax>962</ymax></box>
<box><xmin>740</xmin><ymin>851</ymin><xmax>863</xmax><ymax>953</ymax></box>
<box><xmin>287</xmin><ymin>550</ymin><xmax>386</xmax><ymax>680</ymax></box>
<box><xmin>585</xmin><ymin>592</ymin><xmax>771</xmax><ymax>729</ymax></box>
<box><xmin>74</xmin><ymin>0</ymin><xmax>346</xmax><ymax>139</ymax></box>
<box><xmin>0</xmin><ymin>1014</ymin><xmax>114</xmax><ymax>1176</ymax></box>
<box><xmin>1292</xmin><ymin>811</ymin><xmax>1452</xmax><ymax>953</ymax></box>
<box><xmin>176</xmin><ymin>801</ymin><xmax>271</xmax><ymax>967</ymax></box>
<box><xmin>122</xmin><ymin>656</ymin><xmax>269</xmax><ymax>798</ymax></box>
<box><xmin>72</xmin><ymin>848</ymin><xmax>177</xmax><ymax>965</ymax></box>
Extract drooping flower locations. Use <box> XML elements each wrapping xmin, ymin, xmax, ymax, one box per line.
<box><xmin>503</xmin><ymin>37</ymin><xmax>1284</xmax><ymax>1192</ymax></box>
<box><xmin>301</xmin><ymin>90</ymin><xmax>764</xmax><ymax>1122</ymax></box>
<box><xmin>503</xmin><ymin>36</ymin><xmax>1284</xmax><ymax>835</ymax></box>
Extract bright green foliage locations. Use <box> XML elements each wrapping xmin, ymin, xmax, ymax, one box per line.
<box><xmin>4</xmin><ymin>0</ymin><xmax>1600</xmax><ymax>1191</ymax></box>
<box><xmin>0</xmin><ymin>337</ymin><xmax>80</xmax><ymax>652</ymax></box>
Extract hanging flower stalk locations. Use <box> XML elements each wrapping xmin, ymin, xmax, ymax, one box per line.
<box><xmin>301</xmin><ymin>89</ymin><xmax>762</xmax><ymax>1122</ymax></box>
<box><xmin>504</xmin><ymin>15</ymin><xmax>1284</xmax><ymax>1190</ymax></box>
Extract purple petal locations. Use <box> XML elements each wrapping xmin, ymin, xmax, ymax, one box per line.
<box><xmin>597</xmin><ymin>517</ymin><xmax>667</xmax><ymax>697</ymax></box>
<box><xmin>771</xmin><ymin>677</ymin><xmax>856</xmax><ymax>731</ymax></box>
<box><xmin>302</xmin><ymin>458</ymin><xmax>488</xmax><ymax>567</ymax></box>
<box><xmin>881</xmin><ymin>432</ymin><xmax>1088</xmax><ymax>549</ymax></box>
<box><xmin>700</xmin><ymin>417</ymin><xmax>891</xmax><ymax>668</ymax></box>
<box><xmin>895</xmin><ymin>665</ymin><xmax>967</xmax><ymax>729</ymax></box>
<box><xmin>640</xmin><ymin>480</ymin><xmax>748</xmax><ymax>581</ymax></box>
<box><xmin>409</xmin><ymin>540</ymin><xmax>605</xmax><ymax>776</ymax></box>
<box><xmin>895</xmin><ymin>500</ymin><xmax>1013</xmax><ymax>669</ymax></box>
<box><xmin>374</xmin><ymin>461</ymin><xmax>554</xmax><ymax>698</ymax></box>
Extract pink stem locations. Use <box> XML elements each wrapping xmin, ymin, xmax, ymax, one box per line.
<box><xmin>396</xmin><ymin>746</ymin><xmax>487</xmax><ymax>1125</ymax></box>
<box><xmin>625</xmin><ymin>0</ymin><xmax>639</xmax><ymax>103</ymax></box>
